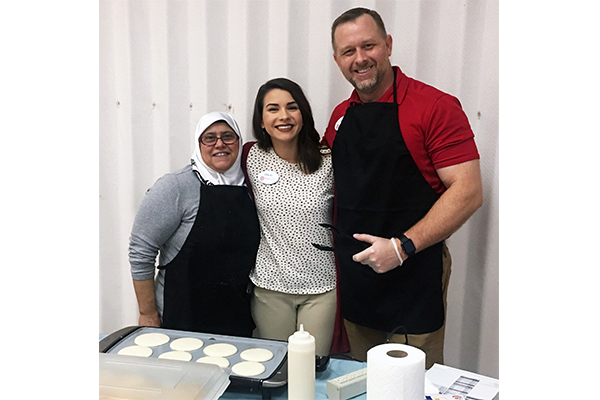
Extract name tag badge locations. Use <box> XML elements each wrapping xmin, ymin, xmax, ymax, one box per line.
<box><xmin>258</xmin><ymin>170</ymin><xmax>279</xmax><ymax>185</ymax></box>
<box><xmin>334</xmin><ymin>116</ymin><xmax>344</xmax><ymax>131</ymax></box>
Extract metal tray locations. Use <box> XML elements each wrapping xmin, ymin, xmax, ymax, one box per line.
<box><xmin>100</xmin><ymin>326</ymin><xmax>288</xmax><ymax>391</ymax></box>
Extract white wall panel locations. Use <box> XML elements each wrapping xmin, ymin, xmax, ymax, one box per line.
<box><xmin>306</xmin><ymin>1</ymin><xmax>335</xmax><ymax>133</ymax></box>
<box><xmin>228</xmin><ymin>1</ymin><xmax>249</xmax><ymax>126</ymax></box>
<box><xmin>99</xmin><ymin>0</ymin><xmax>139</xmax><ymax>332</ymax></box>
<box><xmin>267</xmin><ymin>0</ymin><xmax>289</xmax><ymax>78</ymax></box>
<box><xmin>99</xmin><ymin>0</ymin><xmax>499</xmax><ymax>378</ymax></box>
<box><xmin>187</xmin><ymin>0</ymin><xmax>208</xmax><ymax>150</ymax></box>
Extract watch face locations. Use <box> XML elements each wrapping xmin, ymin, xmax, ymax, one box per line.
<box><xmin>401</xmin><ymin>237</ymin><xmax>416</xmax><ymax>256</ymax></box>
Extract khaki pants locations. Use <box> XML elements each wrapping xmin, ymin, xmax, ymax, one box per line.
<box><xmin>344</xmin><ymin>243</ymin><xmax>452</xmax><ymax>369</ymax></box>
<box><xmin>251</xmin><ymin>286</ymin><xmax>337</xmax><ymax>356</ymax></box>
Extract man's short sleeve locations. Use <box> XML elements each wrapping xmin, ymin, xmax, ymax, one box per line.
<box><xmin>425</xmin><ymin>95</ymin><xmax>479</xmax><ymax>170</ymax></box>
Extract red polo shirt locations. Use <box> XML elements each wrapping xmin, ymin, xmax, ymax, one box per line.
<box><xmin>323</xmin><ymin>66</ymin><xmax>479</xmax><ymax>195</ymax></box>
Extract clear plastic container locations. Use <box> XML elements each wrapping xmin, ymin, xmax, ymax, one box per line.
<box><xmin>99</xmin><ymin>353</ymin><xmax>230</xmax><ymax>400</ymax></box>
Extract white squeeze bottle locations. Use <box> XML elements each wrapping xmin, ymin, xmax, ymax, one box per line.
<box><xmin>287</xmin><ymin>324</ymin><xmax>315</xmax><ymax>400</ymax></box>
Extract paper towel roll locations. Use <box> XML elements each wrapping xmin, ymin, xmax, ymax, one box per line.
<box><xmin>366</xmin><ymin>343</ymin><xmax>425</xmax><ymax>400</ymax></box>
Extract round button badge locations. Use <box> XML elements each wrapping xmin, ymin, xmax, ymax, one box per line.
<box><xmin>258</xmin><ymin>171</ymin><xmax>279</xmax><ymax>185</ymax></box>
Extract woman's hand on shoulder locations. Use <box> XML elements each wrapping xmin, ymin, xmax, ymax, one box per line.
<box><xmin>319</xmin><ymin>144</ymin><xmax>332</xmax><ymax>155</ymax></box>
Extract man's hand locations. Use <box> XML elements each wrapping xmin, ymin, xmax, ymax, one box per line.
<box><xmin>352</xmin><ymin>233</ymin><xmax>404</xmax><ymax>273</ymax></box>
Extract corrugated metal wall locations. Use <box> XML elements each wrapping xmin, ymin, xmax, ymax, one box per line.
<box><xmin>99</xmin><ymin>0</ymin><xmax>499</xmax><ymax>378</ymax></box>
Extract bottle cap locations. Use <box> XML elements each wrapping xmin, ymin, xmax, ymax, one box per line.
<box><xmin>289</xmin><ymin>324</ymin><xmax>315</xmax><ymax>346</ymax></box>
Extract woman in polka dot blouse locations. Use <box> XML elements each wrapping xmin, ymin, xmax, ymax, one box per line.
<box><xmin>243</xmin><ymin>78</ymin><xmax>336</xmax><ymax>356</ymax></box>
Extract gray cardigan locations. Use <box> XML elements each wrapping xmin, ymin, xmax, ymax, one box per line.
<box><xmin>128</xmin><ymin>164</ymin><xmax>200</xmax><ymax>316</ymax></box>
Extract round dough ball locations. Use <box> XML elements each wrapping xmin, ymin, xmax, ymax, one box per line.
<box><xmin>117</xmin><ymin>345</ymin><xmax>153</xmax><ymax>358</ymax></box>
<box><xmin>170</xmin><ymin>337</ymin><xmax>203</xmax><ymax>352</ymax></box>
<box><xmin>158</xmin><ymin>351</ymin><xmax>193</xmax><ymax>361</ymax></box>
<box><xmin>196</xmin><ymin>356</ymin><xmax>230</xmax><ymax>368</ymax></box>
<box><xmin>203</xmin><ymin>343</ymin><xmax>238</xmax><ymax>357</ymax></box>
<box><xmin>134</xmin><ymin>332</ymin><xmax>170</xmax><ymax>347</ymax></box>
<box><xmin>232</xmin><ymin>361</ymin><xmax>266</xmax><ymax>377</ymax></box>
<box><xmin>240</xmin><ymin>348</ymin><xmax>274</xmax><ymax>363</ymax></box>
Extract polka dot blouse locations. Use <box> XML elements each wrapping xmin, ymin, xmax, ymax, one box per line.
<box><xmin>246</xmin><ymin>145</ymin><xmax>336</xmax><ymax>295</ymax></box>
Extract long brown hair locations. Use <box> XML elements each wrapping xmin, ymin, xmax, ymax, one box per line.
<box><xmin>252</xmin><ymin>78</ymin><xmax>323</xmax><ymax>174</ymax></box>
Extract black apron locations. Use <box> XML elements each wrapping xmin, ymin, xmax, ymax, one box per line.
<box><xmin>332</xmin><ymin>70</ymin><xmax>444</xmax><ymax>334</ymax></box>
<box><xmin>160</xmin><ymin>180</ymin><xmax>260</xmax><ymax>337</ymax></box>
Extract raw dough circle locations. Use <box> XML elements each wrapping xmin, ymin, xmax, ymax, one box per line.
<box><xmin>134</xmin><ymin>332</ymin><xmax>170</xmax><ymax>347</ymax></box>
<box><xmin>196</xmin><ymin>356</ymin><xmax>230</xmax><ymax>368</ymax></box>
<box><xmin>158</xmin><ymin>351</ymin><xmax>193</xmax><ymax>361</ymax></box>
<box><xmin>170</xmin><ymin>337</ymin><xmax>203</xmax><ymax>351</ymax></box>
<box><xmin>203</xmin><ymin>343</ymin><xmax>238</xmax><ymax>357</ymax></box>
<box><xmin>117</xmin><ymin>345</ymin><xmax>153</xmax><ymax>357</ymax></box>
<box><xmin>240</xmin><ymin>348</ymin><xmax>273</xmax><ymax>363</ymax></box>
<box><xmin>232</xmin><ymin>361</ymin><xmax>266</xmax><ymax>377</ymax></box>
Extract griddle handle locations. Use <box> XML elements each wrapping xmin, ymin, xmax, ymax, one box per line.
<box><xmin>99</xmin><ymin>325</ymin><xmax>141</xmax><ymax>353</ymax></box>
<box><xmin>261</xmin><ymin>358</ymin><xmax>288</xmax><ymax>388</ymax></box>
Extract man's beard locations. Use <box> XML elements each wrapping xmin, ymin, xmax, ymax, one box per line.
<box><xmin>349</xmin><ymin>68</ymin><xmax>381</xmax><ymax>93</ymax></box>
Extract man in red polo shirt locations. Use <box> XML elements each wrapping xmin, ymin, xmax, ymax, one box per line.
<box><xmin>323</xmin><ymin>7</ymin><xmax>483</xmax><ymax>368</ymax></box>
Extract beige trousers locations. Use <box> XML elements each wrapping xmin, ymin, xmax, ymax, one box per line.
<box><xmin>344</xmin><ymin>243</ymin><xmax>452</xmax><ymax>369</ymax></box>
<box><xmin>251</xmin><ymin>286</ymin><xmax>337</xmax><ymax>356</ymax></box>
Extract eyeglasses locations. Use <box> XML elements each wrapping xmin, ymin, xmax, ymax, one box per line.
<box><xmin>199</xmin><ymin>132</ymin><xmax>239</xmax><ymax>146</ymax></box>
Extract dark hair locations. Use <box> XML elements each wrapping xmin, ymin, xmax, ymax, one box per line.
<box><xmin>252</xmin><ymin>78</ymin><xmax>323</xmax><ymax>174</ymax></box>
<box><xmin>331</xmin><ymin>7</ymin><xmax>387</xmax><ymax>50</ymax></box>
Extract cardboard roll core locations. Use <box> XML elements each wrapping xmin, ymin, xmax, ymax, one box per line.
<box><xmin>386</xmin><ymin>350</ymin><xmax>408</xmax><ymax>358</ymax></box>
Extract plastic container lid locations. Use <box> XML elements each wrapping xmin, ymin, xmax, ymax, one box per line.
<box><xmin>99</xmin><ymin>353</ymin><xmax>230</xmax><ymax>400</ymax></box>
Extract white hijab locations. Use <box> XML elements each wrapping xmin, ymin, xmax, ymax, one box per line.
<box><xmin>191</xmin><ymin>111</ymin><xmax>245</xmax><ymax>186</ymax></box>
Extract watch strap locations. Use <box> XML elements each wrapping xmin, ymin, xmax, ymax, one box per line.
<box><xmin>399</xmin><ymin>234</ymin><xmax>416</xmax><ymax>258</ymax></box>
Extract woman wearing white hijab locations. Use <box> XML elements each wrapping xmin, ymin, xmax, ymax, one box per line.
<box><xmin>129</xmin><ymin>112</ymin><xmax>260</xmax><ymax>337</ymax></box>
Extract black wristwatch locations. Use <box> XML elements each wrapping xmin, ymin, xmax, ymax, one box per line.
<box><xmin>399</xmin><ymin>234</ymin><xmax>416</xmax><ymax>258</ymax></box>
